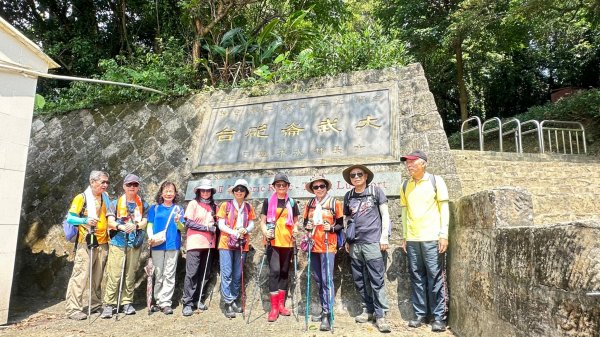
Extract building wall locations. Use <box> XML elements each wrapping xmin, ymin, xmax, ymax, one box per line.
<box><xmin>0</xmin><ymin>27</ymin><xmax>49</xmax><ymax>324</ymax></box>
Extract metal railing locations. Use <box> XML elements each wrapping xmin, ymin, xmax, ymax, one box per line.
<box><xmin>460</xmin><ymin>117</ymin><xmax>587</xmax><ymax>155</ymax></box>
<box><xmin>539</xmin><ymin>120</ymin><xmax>587</xmax><ymax>154</ymax></box>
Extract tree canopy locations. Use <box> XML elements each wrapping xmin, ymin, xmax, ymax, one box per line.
<box><xmin>1</xmin><ymin>0</ymin><xmax>598</xmax><ymax>133</ymax></box>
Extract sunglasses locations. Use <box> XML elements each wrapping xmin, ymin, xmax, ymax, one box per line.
<box><xmin>125</xmin><ymin>182</ymin><xmax>139</xmax><ymax>187</ymax></box>
<box><xmin>232</xmin><ymin>187</ymin><xmax>247</xmax><ymax>193</ymax></box>
<box><xmin>199</xmin><ymin>189</ymin><xmax>212</xmax><ymax>193</ymax></box>
<box><xmin>274</xmin><ymin>183</ymin><xmax>288</xmax><ymax>188</ymax></box>
<box><xmin>349</xmin><ymin>172</ymin><xmax>364</xmax><ymax>179</ymax></box>
<box><xmin>312</xmin><ymin>184</ymin><xmax>327</xmax><ymax>190</ymax></box>
<box><xmin>99</xmin><ymin>180</ymin><xmax>110</xmax><ymax>185</ymax></box>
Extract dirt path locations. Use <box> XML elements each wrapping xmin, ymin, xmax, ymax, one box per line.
<box><xmin>1</xmin><ymin>297</ymin><xmax>454</xmax><ymax>337</ymax></box>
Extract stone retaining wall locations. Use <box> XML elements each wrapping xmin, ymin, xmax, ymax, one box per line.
<box><xmin>449</xmin><ymin>187</ymin><xmax>600</xmax><ymax>337</ymax></box>
<box><xmin>451</xmin><ymin>150</ymin><xmax>600</xmax><ymax>224</ymax></box>
<box><xmin>16</xmin><ymin>65</ymin><xmax>459</xmax><ymax>318</ymax></box>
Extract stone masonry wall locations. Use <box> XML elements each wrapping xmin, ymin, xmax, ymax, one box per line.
<box><xmin>449</xmin><ymin>187</ymin><xmax>600</xmax><ymax>337</ymax></box>
<box><xmin>452</xmin><ymin>150</ymin><xmax>600</xmax><ymax>224</ymax></box>
<box><xmin>17</xmin><ymin>65</ymin><xmax>460</xmax><ymax>319</ymax></box>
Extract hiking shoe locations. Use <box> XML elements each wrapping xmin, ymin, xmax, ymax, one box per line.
<box><xmin>408</xmin><ymin>316</ymin><xmax>426</xmax><ymax>328</ymax></box>
<box><xmin>320</xmin><ymin>315</ymin><xmax>331</xmax><ymax>331</ymax></box>
<box><xmin>197</xmin><ymin>302</ymin><xmax>208</xmax><ymax>311</ymax></box>
<box><xmin>68</xmin><ymin>311</ymin><xmax>87</xmax><ymax>320</ymax></box>
<box><xmin>150</xmin><ymin>305</ymin><xmax>161</xmax><ymax>313</ymax></box>
<box><xmin>162</xmin><ymin>306</ymin><xmax>173</xmax><ymax>315</ymax></box>
<box><xmin>376</xmin><ymin>317</ymin><xmax>391</xmax><ymax>333</ymax></box>
<box><xmin>311</xmin><ymin>311</ymin><xmax>323</xmax><ymax>322</ymax></box>
<box><xmin>355</xmin><ymin>310</ymin><xmax>374</xmax><ymax>323</ymax></box>
<box><xmin>225</xmin><ymin>303</ymin><xmax>236</xmax><ymax>318</ymax></box>
<box><xmin>100</xmin><ymin>305</ymin><xmax>113</xmax><ymax>319</ymax></box>
<box><xmin>182</xmin><ymin>306</ymin><xmax>194</xmax><ymax>317</ymax></box>
<box><xmin>431</xmin><ymin>320</ymin><xmax>447</xmax><ymax>332</ymax></box>
<box><xmin>230</xmin><ymin>301</ymin><xmax>243</xmax><ymax>313</ymax></box>
<box><xmin>123</xmin><ymin>304</ymin><xmax>136</xmax><ymax>315</ymax></box>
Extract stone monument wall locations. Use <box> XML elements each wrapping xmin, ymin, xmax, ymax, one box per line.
<box><xmin>17</xmin><ymin>65</ymin><xmax>460</xmax><ymax>318</ymax></box>
<box><xmin>449</xmin><ymin>187</ymin><xmax>600</xmax><ymax>337</ymax></box>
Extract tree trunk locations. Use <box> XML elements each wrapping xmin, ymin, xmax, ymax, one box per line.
<box><xmin>117</xmin><ymin>0</ymin><xmax>132</xmax><ymax>55</ymax></box>
<box><xmin>455</xmin><ymin>39</ymin><xmax>468</xmax><ymax>123</ymax></box>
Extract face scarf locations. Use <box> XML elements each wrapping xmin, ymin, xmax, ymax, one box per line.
<box><xmin>311</xmin><ymin>194</ymin><xmax>333</xmax><ymax>226</ymax></box>
<box><xmin>266</xmin><ymin>192</ymin><xmax>294</xmax><ymax>226</ymax></box>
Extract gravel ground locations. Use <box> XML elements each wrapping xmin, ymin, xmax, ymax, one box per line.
<box><xmin>1</xmin><ymin>296</ymin><xmax>454</xmax><ymax>337</ymax></box>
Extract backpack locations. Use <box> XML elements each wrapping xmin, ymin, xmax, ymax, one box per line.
<box><xmin>306</xmin><ymin>197</ymin><xmax>345</xmax><ymax>249</ymax></box>
<box><xmin>401</xmin><ymin>174</ymin><xmax>437</xmax><ymax>196</ymax></box>
<box><xmin>344</xmin><ymin>184</ymin><xmax>393</xmax><ymax>238</ymax></box>
<box><xmin>62</xmin><ymin>193</ymin><xmax>87</xmax><ymax>250</ymax></box>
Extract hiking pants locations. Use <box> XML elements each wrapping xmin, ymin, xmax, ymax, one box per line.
<box><xmin>65</xmin><ymin>243</ymin><xmax>108</xmax><ymax>315</ymax></box>
<box><xmin>182</xmin><ymin>248</ymin><xmax>213</xmax><ymax>307</ymax></box>
<box><xmin>103</xmin><ymin>244</ymin><xmax>141</xmax><ymax>306</ymax></box>
<box><xmin>349</xmin><ymin>242</ymin><xmax>388</xmax><ymax>319</ymax></box>
<box><xmin>151</xmin><ymin>249</ymin><xmax>179</xmax><ymax>308</ymax></box>
<box><xmin>406</xmin><ymin>240</ymin><xmax>447</xmax><ymax>321</ymax></box>
<box><xmin>310</xmin><ymin>252</ymin><xmax>335</xmax><ymax>314</ymax></box>
<box><xmin>267</xmin><ymin>246</ymin><xmax>292</xmax><ymax>292</ymax></box>
<box><xmin>219</xmin><ymin>248</ymin><xmax>247</xmax><ymax>304</ymax></box>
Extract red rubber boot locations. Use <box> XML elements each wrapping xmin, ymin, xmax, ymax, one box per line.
<box><xmin>267</xmin><ymin>292</ymin><xmax>279</xmax><ymax>322</ymax></box>
<box><xmin>278</xmin><ymin>290</ymin><xmax>291</xmax><ymax>316</ymax></box>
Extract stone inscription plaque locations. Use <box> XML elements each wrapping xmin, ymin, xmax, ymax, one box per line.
<box><xmin>194</xmin><ymin>82</ymin><xmax>400</xmax><ymax>172</ymax></box>
<box><xmin>185</xmin><ymin>172</ymin><xmax>402</xmax><ymax>201</ymax></box>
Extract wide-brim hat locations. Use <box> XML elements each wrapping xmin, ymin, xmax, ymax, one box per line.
<box><xmin>342</xmin><ymin>164</ymin><xmax>374</xmax><ymax>185</ymax></box>
<box><xmin>304</xmin><ymin>174</ymin><xmax>332</xmax><ymax>194</ymax></box>
<box><xmin>193</xmin><ymin>178</ymin><xmax>216</xmax><ymax>195</ymax></box>
<box><xmin>227</xmin><ymin>179</ymin><xmax>251</xmax><ymax>199</ymax></box>
<box><xmin>272</xmin><ymin>172</ymin><xmax>290</xmax><ymax>185</ymax></box>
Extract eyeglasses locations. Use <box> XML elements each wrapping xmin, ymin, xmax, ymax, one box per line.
<box><xmin>199</xmin><ymin>189</ymin><xmax>212</xmax><ymax>193</ymax></box>
<box><xmin>274</xmin><ymin>183</ymin><xmax>288</xmax><ymax>188</ymax></box>
<box><xmin>349</xmin><ymin>172</ymin><xmax>364</xmax><ymax>179</ymax></box>
<box><xmin>125</xmin><ymin>182</ymin><xmax>139</xmax><ymax>187</ymax></box>
<box><xmin>99</xmin><ymin>180</ymin><xmax>110</xmax><ymax>185</ymax></box>
<box><xmin>232</xmin><ymin>187</ymin><xmax>246</xmax><ymax>193</ymax></box>
<box><xmin>312</xmin><ymin>184</ymin><xmax>327</xmax><ymax>190</ymax></box>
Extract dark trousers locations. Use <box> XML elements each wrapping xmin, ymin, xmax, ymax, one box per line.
<box><xmin>267</xmin><ymin>246</ymin><xmax>292</xmax><ymax>292</ymax></box>
<box><xmin>406</xmin><ymin>241</ymin><xmax>447</xmax><ymax>321</ymax></box>
<box><xmin>349</xmin><ymin>243</ymin><xmax>388</xmax><ymax>319</ymax></box>
<box><xmin>310</xmin><ymin>252</ymin><xmax>335</xmax><ymax>314</ymax></box>
<box><xmin>182</xmin><ymin>248</ymin><xmax>214</xmax><ymax>307</ymax></box>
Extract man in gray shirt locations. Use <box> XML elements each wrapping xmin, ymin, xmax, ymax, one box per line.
<box><xmin>343</xmin><ymin>164</ymin><xmax>391</xmax><ymax>333</ymax></box>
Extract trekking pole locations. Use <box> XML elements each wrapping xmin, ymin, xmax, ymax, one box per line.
<box><xmin>304</xmin><ymin>237</ymin><xmax>312</xmax><ymax>332</ymax></box>
<box><xmin>324</xmin><ymin>229</ymin><xmax>334</xmax><ymax>333</ymax></box>
<box><xmin>292</xmin><ymin>236</ymin><xmax>299</xmax><ymax>321</ymax></box>
<box><xmin>87</xmin><ymin>226</ymin><xmax>96</xmax><ymax>322</ymax></box>
<box><xmin>246</xmin><ymin>242</ymin><xmax>269</xmax><ymax>324</ymax></box>
<box><xmin>116</xmin><ymin>230</ymin><xmax>129</xmax><ymax>320</ymax></box>
<box><xmin>240</xmin><ymin>237</ymin><xmax>245</xmax><ymax>319</ymax></box>
<box><xmin>197</xmin><ymin>236</ymin><xmax>214</xmax><ymax>311</ymax></box>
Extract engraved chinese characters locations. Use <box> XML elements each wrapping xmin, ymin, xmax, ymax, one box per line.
<box><xmin>196</xmin><ymin>84</ymin><xmax>399</xmax><ymax>172</ymax></box>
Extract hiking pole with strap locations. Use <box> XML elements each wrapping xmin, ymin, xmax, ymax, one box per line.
<box><xmin>197</xmin><ymin>236</ymin><xmax>214</xmax><ymax>311</ymax></box>
<box><xmin>292</xmin><ymin>236</ymin><xmax>299</xmax><ymax>322</ymax></box>
<box><xmin>87</xmin><ymin>225</ymin><xmax>97</xmax><ymax>322</ymax></box>
<box><xmin>304</xmin><ymin>228</ymin><xmax>315</xmax><ymax>332</ymax></box>
<box><xmin>116</xmin><ymin>229</ymin><xmax>129</xmax><ymax>320</ymax></box>
<box><xmin>324</xmin><ymin>228</ymin><xmax>334</xmax><ymax>333</ymax></box>
<box><xmin>246</xmin><ymin>222</ymin><xmax>274</xmax><ymax>324</ymax></box>
<box><xmin>240</xmin><ymin>236</ymin><xmax>245</xmax><ymax>319</ymax></box>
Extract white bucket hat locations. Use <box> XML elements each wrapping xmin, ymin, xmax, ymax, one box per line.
<box><xmin>193</xmin><ymin>178</ymin><xmax>216</xmax><ymax>195</ymax></box>
<box><xmin>227</xmin><ymin>179</ymin><xmax>251</xmax><ymax>199</ymax></box>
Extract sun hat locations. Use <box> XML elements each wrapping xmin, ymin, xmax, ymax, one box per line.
<box><xmin>304</xmin><ymin>174</ymin><xmax>332</xmax><ymax>194</ymax></box>
<box><xmin>227</xmin><ymin>179</ymin><xmax>251</xmax><ymax>199</ymax></box>
<box><xmin>193</xmin><ymin>178</ymin><xmax>216</xmax><ymax>195</ymax></box>
<box><xmin>342</xmin><ymin>164</ymin><xmax>374</xmax><ymax>185</ymax></box>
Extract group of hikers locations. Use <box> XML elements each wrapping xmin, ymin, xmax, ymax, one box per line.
<box><xmin>64</xmin><ymin>149</ymin><xmax>450</xmax><ymax>333</ymax></box>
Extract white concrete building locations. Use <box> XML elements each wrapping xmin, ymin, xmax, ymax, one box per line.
<box><xmin>0</xmin><ymin>16</ymin><xmax>59</xmax><ymax>325</ymax></box>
